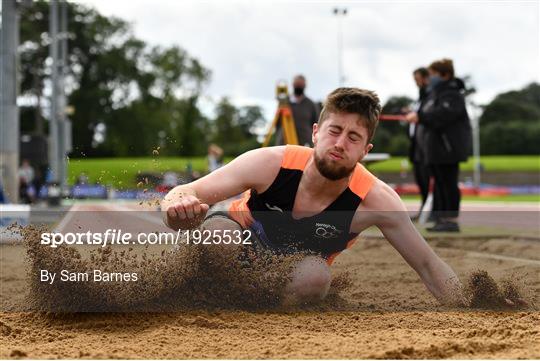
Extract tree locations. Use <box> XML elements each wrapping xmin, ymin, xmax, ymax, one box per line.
<box><xmin>480</xmin><ymin>83</ymin><xmax>540</xmax><ymax>125</ymax></box>
<box><xmin>477</xmin><ymin>82</ymin><xmax>540</xmax><ymax>154</ymax></box>
<box><xmin>480</xmin><ymin>120</ymin><xmax>540</xmax><ymax>155</ymax></box>
<box><xmin>19</xmin><ymin>1</ymin><xmax>211</xmax><ymax>157</ymax></box>
<box><xmin>210</xmin><ymin>98</ymin><xmax>264</xmax><ymax>156</ymax></box>
<box><xmin>371</xmin><ymin>95</ymin><xmax>413</xmax><ymax>155</ymax></box>
<box><xmin>19</xmin><ymin>2</ymin><xmax>50</xmax><ymax>135</ymax></box>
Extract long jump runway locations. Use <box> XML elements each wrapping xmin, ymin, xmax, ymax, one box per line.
<box><xmin>0</xmin><ymin>202</ymin><xmax>539</xmax><ymax>359</ymax></box>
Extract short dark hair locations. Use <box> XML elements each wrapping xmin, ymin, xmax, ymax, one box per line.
<box><xmin>319</xmin><ymin>87</ymin><xmax>381</xmax><ymax>142</ymax></box>
<box><xmin>429</xmin><ymin>58</ymin><xmax>455</xmax><ymax>79</ymax></box>
<box><xmin>413</xmin><ymin>67</ymin><xmax>429</xmax><ymax>78</ymax></box>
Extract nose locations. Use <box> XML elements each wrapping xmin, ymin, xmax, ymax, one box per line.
<box><xmin>334</xmin><ymin>133</ymin><xmax>347</xmax><ymax>150</ymax></box>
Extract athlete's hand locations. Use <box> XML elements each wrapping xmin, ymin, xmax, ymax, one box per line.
<box><xmin>163</xmin><ymin>195</ymin><xmax>210</xmax><ymax>230</ymax></box>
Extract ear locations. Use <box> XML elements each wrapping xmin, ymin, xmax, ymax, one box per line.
<box><xmin>365</xmin><ymin>143</ymin><xmax>373</xmax><ymax>155</ymax></box>
<box><xmin>312</xmin><ymin>123</ymin><xmax>319</xmax><ymax>145</ymax></box>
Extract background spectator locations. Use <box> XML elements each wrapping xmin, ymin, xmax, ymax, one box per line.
<box><xmin>207</xmin><ymin>144</ymin><xmax>224</xmax><ymax>172</ymax></box>
<box><xmin>410</xmin><ymin>67</ymin><xmax>431</xmax><ymax>219</ymax></box>
<box><xmin>405</xmin><ymin>58</ymin><xmax>472</xmax><ymax>232</ymax></box>
<box><xmin>18</xmin><ymin>159</ymin><xmax>35</xmax><ymax>204</ymax></box>
<box><xmin>276</xmin><ymin>74</ymin><xmax>319</xmax><ymax>147</ymax></box>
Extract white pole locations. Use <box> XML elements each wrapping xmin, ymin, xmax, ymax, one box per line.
<box><xmin>49</xmin><ymin>0</ymin><xmax>60</xmax><ymax>184</ymax></box>
<box><xmin>1</xmin><ymin>0</ymin><xmax>20</xmax><ymax>203</ymax></box>
<box><xmin>467</xmin><ymin>101</ymin><xmax>481</xmax><ymax>190</ymax></box>
<box><xmin>59</xmin><ymin>0</ymin><xmax>69</xmax><ymax>190</ymax></box>
<box><xmin>333</xmin><ymin>7</ymin><xmax>347</xmax><ymax>87</ymax></box>
<box><xmin>472</xmin><ymin>104</ymin><xmax>481</xmax><ymax>190</ymax></box>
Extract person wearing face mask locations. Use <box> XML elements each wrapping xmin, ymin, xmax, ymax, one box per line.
<box><xmin>405</xmin><ymin>59</ymin><xmax>472</xmax><ymax>232</ymax></box>
<box><xmin>276</xmin><ymin>74</ymin><xmax>320</xmax><ymax>147</ymax></box>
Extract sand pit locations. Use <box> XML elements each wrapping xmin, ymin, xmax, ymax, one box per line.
<box><xmin>1</xmin><ymin>228</ymin><xmax>539</xmax><ymax>358</ymax></box>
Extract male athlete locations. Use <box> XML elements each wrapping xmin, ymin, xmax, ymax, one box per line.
<box><xmin>162</xmin><ymin>87</ymin><xmax>463</xmax><ymax>306</ymax></box>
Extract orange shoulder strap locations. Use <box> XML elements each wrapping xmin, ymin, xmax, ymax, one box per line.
<box><xmin>281</xmin><ymin>145</ymin><xmax>312</xmax><ymax>170</ymax></box>
<box><xmin>349</xmin><ymin>163</ymin><xmax>377</xmax><ymax>200</ymax></box>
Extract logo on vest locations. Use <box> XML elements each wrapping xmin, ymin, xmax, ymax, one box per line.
<box><xmin>265</xmin><ymin>203</ymin><xmax>284</xmax><ymax>213</ymax></box>
<box><xmin>314</xmin><ymin>223</ymin><xmax>343</xmax><ymax>239</ymax></box>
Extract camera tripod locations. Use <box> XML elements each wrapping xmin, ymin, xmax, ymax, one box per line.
<box><xmin>262</xmin><ymin>80</ymin><xmax>299</xmax><ymax>147</ymax></box>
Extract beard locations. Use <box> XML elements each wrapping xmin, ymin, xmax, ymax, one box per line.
<box><xmin>314</xmin><ymin>149</ymin><xmax>356</xmax><ymax>181</ymax></box>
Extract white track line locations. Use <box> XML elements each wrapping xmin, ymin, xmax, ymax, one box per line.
<box><xmin>53</xmin><ymin>204</ymin><xmax>76</xmax><ymax>232</ymax></box>
<box><xmin>467</xmin><ymin>251</ymin><xmax>540</xmax><ymax>266</ymax></box>
<box><xmin>364</xmin><ymin>235</ymin><xmax>540</xmax><ymax>266</ymax></box>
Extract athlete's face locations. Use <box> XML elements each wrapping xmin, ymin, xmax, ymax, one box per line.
<box><xmin>312</xmin><ymin>112</ymin><xmax>373</xmax><ymax>180</ymax></box>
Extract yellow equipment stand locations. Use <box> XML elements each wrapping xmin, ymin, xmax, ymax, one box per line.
<box><xmin>262</xmin><ymin>81</ymin><xmax>299</xmax><ymax>147</ymax></box>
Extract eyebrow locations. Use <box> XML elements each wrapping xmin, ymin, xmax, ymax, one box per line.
<box><xmin>328</xmin><ymin>124</ymin><xmax>364</xmax><ymax>139</ymax></box>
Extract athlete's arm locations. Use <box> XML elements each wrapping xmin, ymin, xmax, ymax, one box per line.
<box><xmin>162</xmin><ymin>146</ymin><xmax>284</xmax><ymax>230</ymax></box>
<box><xmin>352</xmin><ymin>180</ymin><xmax>464</xmax><ymax>306</ymax></box>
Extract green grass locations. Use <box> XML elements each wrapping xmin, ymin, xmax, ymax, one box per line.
<box><xmin>67</xmin><ymin>156</ymin><xmax>210</xmax><ymax>188</ymax></box>
<box><xmin>68</xmin><ymin>155</ymin><xmax>540</xmax><ymax>189</ymax></box>
<box><xmin>368</xmin><ymin>155</ymin><xmax>540</xmax><ymax>173</ymax></box>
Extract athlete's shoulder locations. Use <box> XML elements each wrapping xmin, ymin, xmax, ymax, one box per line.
<box><xmin>350</xmin><ymin>178</ymin><xmax>406</xmax><ymax>233</ymax></box>
<box><xmin>239</xmin><ymin>146</ymin><xmax>285</xmax><ymax>192</ymax></box>
<box><xmin>236</xmin><ymin>145</ymin><xmax>285</xmax><ymax>163</ymax></box>
<box><xmin>361</xmin><ymin>178</ymin><xmax>407</xmax><ymax>212</ymax></box>
<box><xmin>255</xmin><ymin>145</ymin><xmax>286</xmax><ymax>166</ymax></box>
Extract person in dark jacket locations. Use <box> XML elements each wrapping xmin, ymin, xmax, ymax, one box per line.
<box><xmin>410</xmin><ymin>67</ymin><xmax>431</xmax><ymax>219</ymax></box>
<box><xmin>275</xmin><ymin>75</ymin><xmax>320</xmax><ymax>147</ymax></box>
<box><xmin>405</xmin><ymin>59</ymin><xmax>472</xmax><ymax>232</ymax></box>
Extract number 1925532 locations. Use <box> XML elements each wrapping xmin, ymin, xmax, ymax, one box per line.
<box><xmin>185</xmin><ymin>229</ymin><xmax>252</xmax><ymax>245</ymax></box>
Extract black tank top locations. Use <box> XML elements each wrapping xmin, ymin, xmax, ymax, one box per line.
<box><xmin>229</xmin><ymin>145</ymin><xmax>376</xmax><ymax>264</ymax></box>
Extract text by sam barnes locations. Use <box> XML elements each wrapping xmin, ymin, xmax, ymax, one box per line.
<box><xmin>40</xmin><ymin>269</ymin><xmax>138</xmax><ymax>284</ymax></box>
